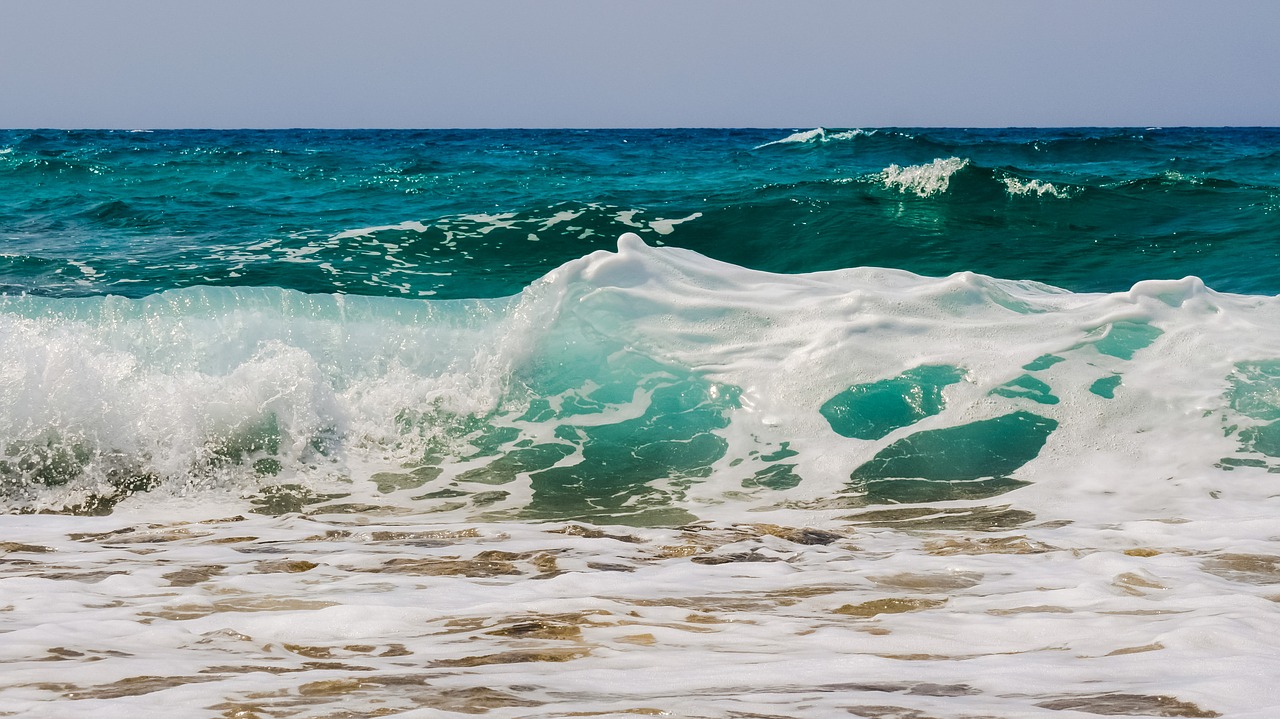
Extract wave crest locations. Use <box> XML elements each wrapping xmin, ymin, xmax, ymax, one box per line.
<box><xmin>754</xmin><ymin>128</ymin><xmax>870</xmax><ymax>149</ymax></box>
<box><xmin>878</xmin><ymin>157</ymin><xmax>971</xmax><ymax>197</ymax></box>
<box><xmin>1001</xmin><ymin>175</ymin><xmax>1072</xmax><ymax>199</ymax></box>
<box><xmin>2</xmin><ymin>234</ymin><xmax>1273</xmax><ymax>528</ymax></box>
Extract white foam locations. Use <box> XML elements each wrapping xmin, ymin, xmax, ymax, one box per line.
<box><xmin>647</xmin><ymin>212</ymin><xmax>702</xmax><ymax>235</ymax></box>
<box><xmin>613</xmin><ymin>209</ymin><xmax>644</xmax><ymax>228</ymax></box>
<box><xmin>539</xmin><ymin>209</ymin><xmax>583</xmax><ymax>229</ymax></box>
<box><xmin>459</xmin><ymin>212</ymin><xmax>518</xmax><ymax>234</ymax></box>
<box><xmin>326</xmin><ymin>220</ymin><xmax>430</xmax><ymax>242</ymax></box>
<box><xmin>755</xmin><ymin>127</ymin><xmax>828</xmax><ymax>148</ymax></box>
<box><xmin>1002</xmin><ymin>175</ymin><xmax>1071</xmax><ymax>198</ymax></box>
<box><xmin>65</xmin><ymin>260</ymin><xmax>100</xmax><ymax>279</ymax></box>
<box><xmin>754</xmin><ymin>128</ymin><xmax>868</xmax><ymax>149</ymax></box>
<box><xmin>879</xmin><ymin>157</ymin><xmax>970</xmax><ymax>197</ymax></box>
<box><xmin>1</xmin><ymin>504</ymin><xmax>1275</xmax><ymax>717</ymax></box>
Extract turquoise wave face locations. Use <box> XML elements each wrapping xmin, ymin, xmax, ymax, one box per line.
<box><xmin>2</xmin><ymin>127</ymin><xmax>1279</xmax><ymax>298</ymax></box>
<box><xmin>2</xmin><ymin>236</ymin><xmax>1277</xmax><ymax>522</ymax></box>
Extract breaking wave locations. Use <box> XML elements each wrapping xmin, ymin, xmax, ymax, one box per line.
<box><xmin>3</xmin><ymin>235</ymin><xmax>1277</xmax><ymax>527</ymax></box>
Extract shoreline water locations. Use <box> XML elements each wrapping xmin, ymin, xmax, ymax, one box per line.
<box><xmin>1</xmin><ymin>491</ymin><xmax>1271</xmax><ymax>717</ymax></box>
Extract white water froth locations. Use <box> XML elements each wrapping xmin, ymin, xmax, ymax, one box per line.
<box><xmin>0</xmin><ymin>290</ymin><xmax>535</xmax><ymax>509</ymax></box>
<box><xmin>754</xmin><ymin>127</ymin><xmax>870</xmax><ymax>148</ymax></box>
<box><xmin>1002</xmin><ymin>174</ymin><xmax>1072</xmax><ymax>198</ymax></box>
<box><xmin>327</xmin><ymin>220</ymin><xmax>432</xmax><ymax>242</ymax></box>
<box><xmin>879</xmin><ymin>156</ymin><xmax>970</xmax><ymax>197</ymax></box>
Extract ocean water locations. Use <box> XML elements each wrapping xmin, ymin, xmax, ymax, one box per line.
<box><xmin>2</xmin><ymin>128</ymin><xmax>1280</xmax><ymax>717</ymax></box>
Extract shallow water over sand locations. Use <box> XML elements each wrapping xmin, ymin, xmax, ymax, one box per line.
<box><xmin>3</xmin><ymin>495</ymin><xmax>1276</xmax><ymax>717</ymax></box>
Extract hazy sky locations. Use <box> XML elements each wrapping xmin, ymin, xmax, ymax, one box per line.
<box><xmin>4</xmin><ymin>0</ymin><xmax>1277</xmax><ymax>128</ymax></box>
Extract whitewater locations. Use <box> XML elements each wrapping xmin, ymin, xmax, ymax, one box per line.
<box><xmin>2</xmin><ymin>128</ymin><xmax>1279</xmax><ymax>717</ymax></box>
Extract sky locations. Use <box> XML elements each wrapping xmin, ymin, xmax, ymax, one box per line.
<box><xmin>3</xmin><ymin>0</ymin><xmax>1278</xmax><ymax>128</ymax></box>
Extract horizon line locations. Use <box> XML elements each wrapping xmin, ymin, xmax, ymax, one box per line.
<box><xmin>5</xmin><ymin>125</ymin><xmax>1280</xmax><ymax>132</ymax></box>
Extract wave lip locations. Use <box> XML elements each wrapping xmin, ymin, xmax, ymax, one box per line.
<box><xmin>1000</xmin><ymin>175</ymin><xmax>1072</xmax><ymax>198</ymax></box>
<box><xmin>754</xmin><ymin>127</ymin><xmax>869</xmax><ymax>149</ymax></box>
<box><xmin>878</xmin><ymin>157</ymin><xmax>970</xmax><ymax>197</ymax></box>
<box><xmin>874</xmin><ymin>159</ymin><xmax>1072</xmax><ymax>200</ymax></box>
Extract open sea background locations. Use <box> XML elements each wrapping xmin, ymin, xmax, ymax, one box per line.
<box><xmin>4</xmin><ymin>127</ymin><xmax>1280</xmax><ymax>299</ymax></box>
<box><xmin>3</xmin><ymin>127</ymin><xmax>1280</xmax><ymax>718</ymax></box>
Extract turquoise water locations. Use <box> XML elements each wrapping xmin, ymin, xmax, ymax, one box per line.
<box><xmin>3</xmin><ymin>127</ymin><xmax>1280</xmax><ymax>517</ymax></box>
<box><xmin>4</xmin><ymin>127</ymin><xmax>1279</xmax><ymax>298</ymax></box>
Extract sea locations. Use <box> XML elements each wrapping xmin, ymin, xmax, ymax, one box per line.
<box><xmin>2</xmin><ymin>127</ymin><xmax>1279</xmax><ymax>717</ymax></box>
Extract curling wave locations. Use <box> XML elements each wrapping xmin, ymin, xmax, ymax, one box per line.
<box><xmin>3</xmin><ymin>235</ymin><xmax>1278</xmax><ymax>527</ymax></box>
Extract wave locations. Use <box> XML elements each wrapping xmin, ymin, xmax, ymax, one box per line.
<box><xmin>997</xmin><ymin>175</ymin><xmax>1070</xmax><ymax>198</ymax></box>
<box><xmin>869</xmin><ymin>157</ymin><xmax>1076</xmax><ymax>200</ymax></box>
<box><xmin>753</xmin><ymin>127</ymin><xmax>1167</xmax><ymax>158</ymax></box>
<box><xmin>867</xmin><ymin>158</ymin><xmax>1269</xmax><ymax>200</ymax></box>
<box><xmin>750</xmin><ymin>128</ymin><xmax>1280</xmax><ymax>181</ymax></box>
<box><xmin>877</xmin><ymin>157</ymin><xmax>971</xmax><ymax>197</ymax></box>
<box><xmin>2</xmin><ymin>234</ymin><xmax>1277</xmax><ymax>526</ymax></box>
<box><xmin>753</xmin><ymin>128</ymin><xmax>873</xmax><ymax>149</ymax></box>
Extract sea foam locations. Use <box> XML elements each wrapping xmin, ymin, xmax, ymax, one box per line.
<box><xmin>879</xmin><ymin>157</ymin><xmax>970</xmax><ymax>196</ymax></box>
<box><xmin>1001</xmin><ymin>175</ymin><xmax>1072</xmax><ymax>198</ymax></box>
<box><xmin>754</xmin><ymin>127</ymin><xmax>869</xmax><ymax>148</ymax></box>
